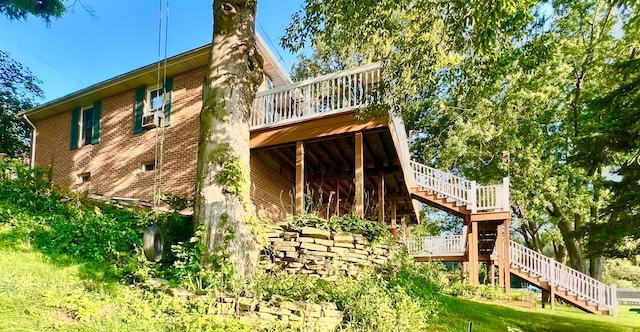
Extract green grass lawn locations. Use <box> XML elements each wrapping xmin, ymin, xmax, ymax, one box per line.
<box><xmin>0</xmin><ymin>224</ymin><xmax>250</xmax><ymax>332</ymax></box>
<box><xmin>1</xmin><ymin>222</ymin><xmax>638</xmax><ymax>331</ymax></box>
<box><xmin>430</xmin><ymin>295</ymin><xmax>639</xmax><ymax>332</ymax></box>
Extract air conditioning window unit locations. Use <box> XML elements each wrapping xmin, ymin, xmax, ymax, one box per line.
<box><xmin>142</xmin><ymin>113</ymin><xmax>162</xmax><ymax>128</ymax></box>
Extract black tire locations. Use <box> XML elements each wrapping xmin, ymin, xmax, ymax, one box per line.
<box><xmin>143</xmin><ymin>225</ymin><xmax>164</xmax><ymax>262</ymax></box>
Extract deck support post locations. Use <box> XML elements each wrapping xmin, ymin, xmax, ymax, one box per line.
<box><xmin>465</xmin><ymin>220</ymin><xmax>472</xmax><ymax>284</ymax></box>
<box><xmin>390</xmin><ymin>197</ymin><xmax>397</xmax><ymax>238</ymax></box>
<box><xmin>295</xmin><ymin>141</ymin><xmax>305</xmax><ymax>215</ymax></box>
<box><xmin>497</xmin><ymin>224</ymin><xmax>505</xmax><ymax>288</ymax></box>
<box><xmin>550</xmin><ymin>286</ymin><xmax>556</xmax><ymax>310</ymax></box>
<box><xmin>504</xmin><ymin>218</ymin><xmax>511</xmax><ymax>295</ymax></box>
<box><xmin>488</xmin><ymin>262</ymin><xmax>495</xmax><ymax>285</ymax></box>
<box><xmin>378</xmin><ymin>175</ymin><xmax>385</xmax><ymax>224</ymax></box>
<box><xmin>333</xmin><ymin>179</ymin><xmax>340</xmax><ymax>217</ymax></box>
<box><xmin>355</xmin><ymin>132</ymin><xmax>364</xmax><ymax>217</ymax></box>
<box><xmin>470</xmin><ymin>220</ymin><xmax>479</xmax><ymax>287</ymax></box>
<box><xmin>404</xmin><ymin>217</ymin><xmax>411</xmax><ymax>239</ymax></box>
<box><xmin>461</xmin><ymin>261</ymin><xmax>468</xmax><ymax>283</ymax></box>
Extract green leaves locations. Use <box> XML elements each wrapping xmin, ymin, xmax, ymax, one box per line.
<box><xmin>0</xmin><ymin>0</ymin><xmax>65</xmax><ymax>24</ymax></box>
<box><xmin>0</xmin><ymin>51</ymin><xmax>44</xmax><ymax>157</ymax></box>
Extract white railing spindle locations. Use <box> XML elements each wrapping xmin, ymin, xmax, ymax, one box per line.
<box><xmin>509</xmin><ymin>240</ymin><xmax>616</xmax><ymax>315</ymax></box>
<box><xmin>251</xmin><ymin>62</ymin><xmax>382</xmax><ymax>130</ymax></box>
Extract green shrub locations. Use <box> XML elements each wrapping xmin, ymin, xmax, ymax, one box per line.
<box><xmin>286</xmin><ymin>212</ymin><xmax>391</xmax><ymax>243</ymax></box>
<box><xmin>0</xmin><ymin>155</ymin><xmax>61</xmax><ymax>213</ymax></box>
<box><xmin>476</xmin><ymin>284</ymin><xmax>508</xmax><ymax>300</ymax></box>
<box><xmin>511</xmin><ymin>290</ymin><xmax>538</xmax><ymax>303</ymax></box>
<box><xmin>251</xmin><ymin>255</ymin><xmax>444</xmax><ymax>331</ymax></box>
<box><xmin>443</xmin><ymin>281</ymin><xmax>476</xmax><ymax>297</ymax></box>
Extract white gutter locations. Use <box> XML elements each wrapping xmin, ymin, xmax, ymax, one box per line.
<box><xmin>21</xmin><ymin>114</ymin><xmax>36</xmax><ymax>168</ymax></box>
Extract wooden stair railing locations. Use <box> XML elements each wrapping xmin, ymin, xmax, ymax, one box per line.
<box><xmin>408</xmin><ymin>160</ymin><xmax>510</xmax><ymax>214</ymax></box>
<box><xmin>509</xmin><ymin>240</ymin><xmax>617</xmax><ymax>315</ymax></box>
<box><xmin>405</xmin><ymin>235</ymin><xmax>618</xmax><ymax>315</ymax></box>
<box><xmin>404</xmin><ymin>229</ymin><xmax>467</xmax><ymax>257</ymax></box>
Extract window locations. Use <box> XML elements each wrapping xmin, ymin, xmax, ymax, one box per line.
<box><xmin>70</xmin><ymin>101</ymin><xmax>102</xmax><ymax>150</ymax></box>
<box><xmin>133</xmin><ymin>78</ymin><xmax>172</xmax><ymax>134</ymax></box>
<box><xmin>147</xmin><ymin>87</ymin><xmax>164</xmax><ymax>115</ymax></box>
<box><xmin>141</xmin><ymin>162</ymin><xmax>156</xmax><ymax>172</ymax></box>
<box><xmin>77</xmin><ymin>172</ymin><xmax>91</xmax><ymax>184</ymax></box>
<box><xmin>143</xmin><ymin>87</ymin><xmax>164</xmax><ymax>127</ymax></box>
<box><xmin>80</xmin><ymin>107</ymin><xmax>94</xmax><ymax>146</ymax></box>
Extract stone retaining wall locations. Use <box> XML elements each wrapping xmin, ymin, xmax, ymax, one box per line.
<box><xmin>149</xmin><ymin>225</ymin><xmax>399</xmax><ymax>331</ymax></box>
<box><xmin>236</xmin><ymin>295</ymin><xmax>343</xmax><ymax>331</ymax></box>
<box><xmin>261</xmin><ymin>224</ymin><xmax>397</xmax><ymax>278</ymax></box>
<box><xmin>145</xmin><ymin>280</ymin><xmax>343</xmax><ymax>331</ymax></box>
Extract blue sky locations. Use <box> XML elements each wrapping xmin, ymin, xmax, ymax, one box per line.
<box><xmin>0</xmin><ymin>0</ymin><xmax>303</xmax><ymax>103</ymax></box>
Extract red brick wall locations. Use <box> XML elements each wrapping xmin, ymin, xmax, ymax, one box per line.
<box><xmin>34</xmin><ymin>67</ymin><xmax>204</xmax><ymax>199</ymax></box>
<box><xmin>33</xmin><ymin>67</ymin><xmax>289</xmax><ymax>221</ymax></box>
<box><xmin>250</xmin><ymin>155</ymin><xmax>293</xmax><ymax>221</ymax></box>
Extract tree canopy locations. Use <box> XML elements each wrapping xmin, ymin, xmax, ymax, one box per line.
<box><xmin>285</xmin><ymin>0</ymin><xmax>640</xmax><ymax>274</ymax></box>
<box><xmin>0</xmin><ymin>51</ymin><xmax>43</xmax><ymax>157</ymax></box>
<box><xmin>0</xmin><ymin>0</ymin><xmax>65</xmax><ymax>25</ymax></box>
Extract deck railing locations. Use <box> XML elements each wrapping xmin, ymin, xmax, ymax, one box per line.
<box><xmin>408</xmin><ymin>160</ymin><xmax>510</xmax><ymax>213</ymax></box>
<box><xmin>251</xmin><ymin>62</ymin><xmax>382</xmax><ymax>129</ymax></box>
<box><xmin>510</xmin><ymin>240</ymin><xmax>617</xmax><ymax>315</ymax></box>
<box><xmin>404</xmin><ymin>234</ymin><xmax>466</xmax><ymax>257</ymax></box>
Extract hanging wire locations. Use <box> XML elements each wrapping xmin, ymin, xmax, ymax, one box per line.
<box><xmin>152</xmin><ymin>0</ymin><xmax>171</xmax><ymax>220</ymax></box>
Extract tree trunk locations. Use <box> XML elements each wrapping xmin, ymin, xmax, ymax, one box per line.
<box><xmin>589</xmin><ymin>256</ymin><xmax>604</xmax><ymax>281</ymax></box>
<box><xmin>552</xmin><ymin>201</ymin><xmax>586</xmax><ymax>273</ymax></box>
<box><xmin>194</xmin><ymin>0</ymin><xmax>264</xmax><ymax>278</ymax></box>
<box><xmin>553</xmin><ymin>241</ymin><xmax>567</xmax><ymax>265</ymax></box>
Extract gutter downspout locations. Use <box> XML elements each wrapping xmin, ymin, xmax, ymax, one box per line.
<box><xmin>21</xmin><ymin>114</ymin><xmax>36</xmax><ymax>169</ymax></box>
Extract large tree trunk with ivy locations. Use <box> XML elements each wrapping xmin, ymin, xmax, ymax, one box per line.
<box><xmin>194</xmin><ymin>0</ymin><xmax>263</xmax><ymax>278</ymax></box>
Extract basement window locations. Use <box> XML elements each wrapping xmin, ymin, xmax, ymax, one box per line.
<box><xmin>77</xmin><ymin>172</ymin><xmax>91</xmax><ymax>184</ymax></box>
<box><xmin>141</xmin><ymin>162</ymin><xmax>156</xmax><ymax>172</ymax></box>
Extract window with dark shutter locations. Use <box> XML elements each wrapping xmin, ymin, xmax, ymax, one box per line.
<box><xmin>70</xmin><ymin>101</ymin><xmax>101</xmax><ymax>149</ymax></box>
<box><xmin>134</xmin><ymin>77</ymin><xmax>173</xmax><ymax>132</ymax></box>
<box><xmin>70</xmin><ymin>107</ymin><xmax>80</xmax><ymax>150</ymax></box>
<box><xmin>81</xmin><ymin>107</ymin><xmax>93</xmax><ymax>146</ymax></box>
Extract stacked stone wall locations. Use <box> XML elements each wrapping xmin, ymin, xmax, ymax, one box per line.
<box><xmin>261</xmin><ymin>224</ymin><xmax>397</xmax><ymax>278</ymax></box>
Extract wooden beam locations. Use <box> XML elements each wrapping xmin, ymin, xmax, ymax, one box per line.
<box><xmin>377</xmin><ymin>132</ymin><xmax>391</xmax><ymax>167</ymax></box>
<box><xmin>363</xmin><ymin>135</ymin><xmax>378</xmax><ymax>168</ymax></box>
<box><xmin>470</xmin><ymin>211</ymin><xmax>511</xmax><ymax>222</ymax></box>
<box><xmin>330</xmin><ymin>140</ymin><xmax>351</xmax><ymax>171</ymax></box>
<box><xmin>378</xmin><ymin>174</ymin><xmax>385</xmax><ymax>224</ymax></box>
<box><xmin>250</xmin><ymin>112</ymin><xmax>387</xmax><ymax>148</ymax></box>
<box><xmin>310</xmin><ymin>141</ymin><xmax>340</xmax><ymax>171</ymax></box>
<box><xmin>307</xmin><ymin>165</ymin><xmax>401</xmax><ymax>182</ymax></box>
<box><xmin>355</xmin><ymin>132</ymin><xmax>364</xmax><ymax>217</ymax></box>
<box><xmin>295</xmin><ymin>141</ymin><xmax>305</xmax><ymax>215</ymax></box>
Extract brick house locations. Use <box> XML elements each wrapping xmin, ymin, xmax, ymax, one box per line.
<box><xmin>19</xmin><ymin>36</ymin><xmax>419</xmax><ymax>229</ymax></box>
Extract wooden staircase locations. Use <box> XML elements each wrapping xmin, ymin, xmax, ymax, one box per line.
<box><xmin>409</xmin><ymin>187</ymin><xmax>471</xmax><ymax>217</ymax></box>
<box><xmin>403</xmin><ymin>160</ymin><xmax>618</xmax><ymax>316</ymax></box>
<box><xmin>509</xmin><ymin>240</ymin><xmax>617</xmax><ymax>315</ymax></box>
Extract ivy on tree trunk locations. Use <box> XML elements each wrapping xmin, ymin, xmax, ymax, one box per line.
<box><xmin>194</xmin><ymin>0</ymin><xmax>263</xmax><ymax>278</ymax></box>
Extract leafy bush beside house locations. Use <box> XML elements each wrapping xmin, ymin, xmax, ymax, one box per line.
<box><xmin>0</xmin><ymin>155</ymin><xmax>448</xmax><ymax>331</ymax></box>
